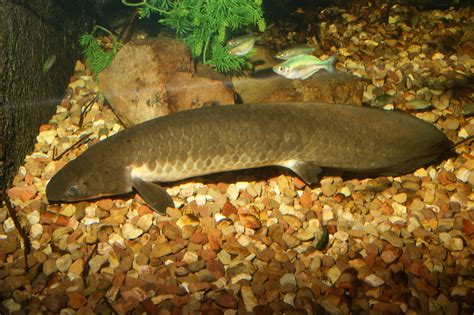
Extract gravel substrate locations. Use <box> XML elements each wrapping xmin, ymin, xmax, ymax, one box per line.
<box><xmin>1</xmin><ymin>4</ymin><xmax>473</xmax><ymax>314</ymax></box>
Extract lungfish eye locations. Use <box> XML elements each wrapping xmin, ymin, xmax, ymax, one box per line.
<box><xmin>67</xmin><ymin>185</ymin><xmax>79</xmax><ymax>196</ymax></box>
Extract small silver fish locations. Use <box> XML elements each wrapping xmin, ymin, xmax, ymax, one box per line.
<box><xmin>371</xmin><ymin>94</ymin><xmax>396</xmax><ymax>107</ymax></box>
<box><xmin>227</xmin><ymin>34</ymin><xmax>260</xmax><ymax>56</ymax></box>
<box><xmin>43</xmin><ymin>54</ymin><xmax>56</xmax><ymax>74</ymax></box>
<box><xmin>275</xmin><ymin>45</ymin><xmax>316</xmax><ymax>60</ymax></box>
<box><xmin>406</xmin><ymin>98</ymin><xmax>431</xmax><ymax>110</ymax></box>
<box><xmin>273</xmin><ymin>55</ymin><xmax>336</xmax><ymax>80</ymax></box>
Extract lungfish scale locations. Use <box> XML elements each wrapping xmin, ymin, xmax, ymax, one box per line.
<box><xmin>46</xmin><ymin>102</ymin><xmax>452</xmax><ymax>212</ymax></box>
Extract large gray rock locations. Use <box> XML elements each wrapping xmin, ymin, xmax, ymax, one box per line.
<box><xmin>99</xmin><ymin>36</ymin><xmax>235</xmax><ymax>126</ymax></box>
<box><xmin>0</xmin><ymin>0</ymin><xmax>92</xmax><ymax>192</ymax></box>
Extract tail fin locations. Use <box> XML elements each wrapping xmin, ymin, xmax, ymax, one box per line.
<box><xmin>323</xmin><ymin>55</ymin><xmax>337</xmax><ymax>73</ymax></box>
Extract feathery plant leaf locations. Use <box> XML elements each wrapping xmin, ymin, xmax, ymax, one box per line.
<box><xmin>123</xmin><ymin>0</ymin><xmax>265</xmax><ymax>73</ymax></box>
<box><xmin>78</xmin><ymin>26</ymin><xmax>122</xmax><ymax>77</ymax></box>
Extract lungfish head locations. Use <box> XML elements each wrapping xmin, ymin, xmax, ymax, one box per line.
<box><xmin>46</xmin><ymin>150</ymin><xmax>133</xmax><ymax>202</ymax></box>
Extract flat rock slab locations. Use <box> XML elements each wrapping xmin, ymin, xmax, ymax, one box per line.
<box><xmin>99</xmin><ymin>36</ymin><xmax>235</xmax><ymax>126</ymax></box>
<box><xmin>234</xmin><ymin>70</ymin><xmax>366</xmax><ymax>105</ymax></box>
<box><xmin>232</xmin><ymin>46</ymin><xmax>367</xmax><ymax>105</ymax></box>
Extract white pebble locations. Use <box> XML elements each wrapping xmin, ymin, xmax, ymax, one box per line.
<box><xmin>279</xmin><ymin>203</ymin><xmax>294</xmax><ymax>215</ymax></box>
<box><xmin>443</xmin><ymin>159</ymin><xmax>455</xmax><ymax>172</ymax></box>
<box><xmin>323</xmin><ymin>205</ymin><xmax>334</xmax><ymax>221</ymax></box>
<box><xmin>231</xmin><ymin>273</ymin><xmax>252</xmax><ymax>284</ymax></box>
<box><xmin>365</xmin><ymin>274</ymin><xmax>385</xmax><ymax>287</ymax></box>
<box><xmin>458</xmin><ymin>128</ymin><xmax>469</xmax><ymax>138</ymax></box>
<box><xmin>226</xmin><ymin>184</ymin><xmax>240</xmax><ymax>200</ymax></box>
<box><xmin>236</xmin><ymin>182</ymin><xmax>249</xmax><ymax>190</ymax></box>
<box><xmin>195</xmin><ymin>194</ymin><xmax>207</xmax><ymax>206</ymax></box>
<box><xmin>122</xmin><ymin>223</ymin><xmax>144</xmax><ymax>240</ymax></box>
<box><xmin>407</xmin><ymin>217</ymin><xmax>421</xmax><ymax>233</ymax></box>
<box><xmin>414</xmin><ymin>168</ymin><xmax>428</xmax><ymax>177</ymax></box>
<box><xmin>83</xmin><ymin>217</ymin><xmax>99</xmax><ymax>225</ymax></box>
<box><xmin>85</xmin><ymin>206</ymin><xmax>96</xmax><ymax>217</ymax></box>
<box><xmin>266</xmin><ymin>218</ymin><xmax>279</xmax><ymax>227</ymax></box>
<box><xmin>92</xmin><ymin>119</ymin><xmax>105</xmax><ymax>127</ymax></box>
<box><xmin>27</xmin><ymin>211</ymin><xmax>40</xmax><ymax>225</ymax></box>
<box><xmin>136</xmin><ymin>214</ymin><xmax>153</xmax><ymax>232</ymax></box>
<box><xmin>37</xmin><ymin>129</ymin><xmax>57</xmax><ymax>145</ymax></box>
<box><xmin>2</xmin><ymin>299</ymin><xmax>21</xmax><ymax>312</ymax></box>
<box><xmin>182</xmin><ymin>251</ymin><xmax>198</xmax><ymax>264</ymax></box>
<box><xmin>333</xmin><ymin>231</ymin><xmax>349</xmax><ymax>242</ymax></box>
<box><xmin>455</xmin><ymin>168</ymin><xmax>470</xmax><ymax>182</ymax></box>
<box><xmin>30</xmin><ymin>224</ymin><xmax>43</xmax><ymax>239</ymax></box>
<box><xmin>108</xmin><ymin>233</ymin><xmax>125</xmax><ymax>248</ymax></box>
<box><xmin>68</xmin><ymin>78</ymin><xmax>85</xmax><ymax>89</ymax></box>
<box><xmin>341</xmin><ymin>211</ymin><xmax>354</xmax><ymax>222</ymax></box>
<box><xmin>214</xmin><ymin>213</ymin><xmax>227</xmax><ymax>222</ymax></box>
<box><xmin>238</xmin><ymin>235</ymin><xmax>251</xmax><ymax>247</ymax></box>
<box><xmin>61</xmin><ymin>204</ymin><xmax>76</xmax><ymax>217</ymax></box>
<box><xmin>3</xmin><ymin>218</ymin><xmax>15</xmax><ymax>233</ymax></box>
<box><xmin>340</xmin><ymin>186</ymin><xmax>351</xmax><ymax>197</ymax></box>
<box><xmin>167</xmin><ymin>187</ymin><xmax>181</xmax><ymax>197</ymax></box>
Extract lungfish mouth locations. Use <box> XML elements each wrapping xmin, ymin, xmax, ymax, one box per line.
<box><xmin>46</xmin><ymin>189</ymin><xmax>120</xmax><ymax>203</ymax></box>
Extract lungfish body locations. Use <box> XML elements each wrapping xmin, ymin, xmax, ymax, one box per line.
<box><xmin>46</xmin><ymin>102</ymin><xmax>452</xmax><ymax>212</ymax></box>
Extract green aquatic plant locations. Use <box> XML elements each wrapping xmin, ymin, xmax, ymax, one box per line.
<box><xmin>78</xmin><ymin>25</ymin><xmax>122</xmax><ymax>76</ymax></box>
<box><xmin>122</xmin><ymin>0</ymin><xmax>265</xmax><ymax>73</ymax></box>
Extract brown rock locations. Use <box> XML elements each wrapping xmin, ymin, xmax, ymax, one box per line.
<box><xmin>188</xmin><ymin>260</ymin><xmax>206</xmax><ymax>272</ymax></box>
<box><xmin>189</xmin><ymin>231</ymin><xmax>208</xmax><ymax>244</ymax></box>
<box><xmin>207</xmin><ymin>228</ymin><xmax>222</xmax><ymax>250</ymax></box>
<box><xmin>197</xmin><ymin>249</ymin><xmax>216</xmax><ymax>260</ymax></box>
<box><xmin>372</xmin><ymin>302</ymin><xmax>402</xmax><ymax>313</ymax></box>
<box><xmin>207</xmin><ymin>259</ymin><xmax>225</xmax><ymax>278</ymax></box>
<box><xmin>43</xmin><ymin>258</ymin><xmax>58</xmax><ymax>276</ymax></box>
<box><xmin>322</xmin><ymin>255</ymin><xmax>336</xmax><ymax>268</ymax></box>
<box><xmin>68</xmin><ymin>291</ymin><xmax>87</xmax><ymax>309</ymax></box>
<box><xmin>214</xmin><ymin>292</ymin><xmax>238</xmax><ymax>309</ymax></box>
<box><xmin>438</xmin><ymin>171</ymin><xmax>457</xmax><ymax>185</ymax></box>
<box><xmin>266</xmin><ymin>71</ymin><xmax>366</xmax><ymax>105</ymax></box>
<box><xmin>221</xmin><ymin>201</ymin><xmax>237</xmax><ymax>217</ymax></box>
<box><xmin>256</xmin><ymin>248</ymin><xmax>275</xmax><ymax>263</ymax></box>
<box><xmin>300</xmin><ymin>191</ymin><xmax>314</xmax><ymax>208</ymax></box>
<box><xmin>7</xmin><ymin>185</ymin><xmax>37</xmax><ymax>202</ymax></box>
<box><xmin>42</xmin><ymin>295</ymin><xmax>67</xmax><ymax>313</ymax></box>
<box><xmin>239</xmin><ymin>213</ymin><xmax>261</xmax><ymax>229</ymax></box>
<box><xmin>380</xmin><ymin>250</ymin><xmax>398</xmax><ymax>264</ymax></box>
<box><xmin>463</xmin><ymin>219</ymin><xmax>474</xmax><ymax>235</ymax></box>
<box><xmin>150</xmin><ymin>243</ymin><xmax>173</xmax><ymax>258</ymax></box>
<box><xmin>99</xmin><ymin>36</ymin><xmax>234</xmax><ymax>126</ymax></box>
<box><xmin>96</xmin><ymin>199</ymin><xmax>114</xmax><ymax>211</ymax></box>
<box><xmin>196</xmin><ymin>269</ymin><xmax>216</xmax><ymax>282</ymax></box>
<box><xmin>166</xmin><ymin>71</ymin><xmax>234</xmax><ymax>113</ymax></box>
<box><xmin>414</xmin><ymin>278</ymin><xmax>438</xmax><ymax>297</ymax></box>
<box><xmin>163</xmin><ymin>223</ymin><xmax>181</xmax><ymax>240</ymax></box>
<box><xmin>0</xmin><ymin>233</ymin><xmax>19</xmax><ymax>254</ymax></box>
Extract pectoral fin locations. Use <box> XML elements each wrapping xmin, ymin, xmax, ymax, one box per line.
<box><xmin>132</xmin><ymin>178</ymin><xmax>174</xmax><ymax>213</ymax></box>
<box><xmin>283</xmin><ymin>160</ymin><xmax>322</xmax><ymax>184</ymax></box>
